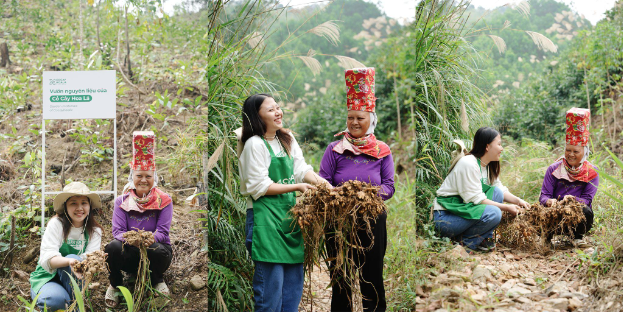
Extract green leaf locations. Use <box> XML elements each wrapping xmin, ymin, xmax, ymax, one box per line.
<box><xmin>68</xmin><ymin>273</ymin><xmax>85</xmax><ymax>312</ymax></box>
<box><xmin>117</xmin><ymin>286</ymin><xmax>134</xmax><ymax>312</ymax></box>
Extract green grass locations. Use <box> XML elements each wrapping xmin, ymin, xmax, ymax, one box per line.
<box><xmin>385</xmin><ymin>175</ymin><xmax>458</xmax><ymax>310</ymax></box>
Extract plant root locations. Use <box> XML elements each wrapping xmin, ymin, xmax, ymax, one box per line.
<box><xmin>291</xmin><ymin>180</ymin><xmax>387</xmax><ymax>305</ymax></box>
<box><xmin>497</xmin><ymin>196</ymin><xmax>587</xmax><ymax>253</ymax></box>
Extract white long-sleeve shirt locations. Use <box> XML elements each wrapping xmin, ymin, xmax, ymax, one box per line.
<box><xmin>434</xmin><ymin>155</ymin><xmax>508</xmax><ymax>211</ymax></box>
<box><xmin>38</xmin><ymin>217</ymin><xmax>102</xmax><ymax>274</ymax></box>
<box><xmin>239</xmin><ymin>134</ymin><xmax>313</xmax><ymax>208</ymax></box>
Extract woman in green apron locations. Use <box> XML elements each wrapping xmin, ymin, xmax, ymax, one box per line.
<box><xmin>239</xmin><ymin>93</ymin><xmax>328</xmax><ymax>311</ymax></box>
<box><xmin>433</xmin><ymin>127</ymin><xmax>530</xmax><ymax>252</ymax></box>
<box><xmin>29</xmin><ymin>182</ymin><xmax>103</xmax><ymax>311</ymax></box>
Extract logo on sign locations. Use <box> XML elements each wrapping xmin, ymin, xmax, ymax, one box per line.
<box><xmin>49</xmin><ymin>78</ymin><xmax>67</xmax><ymax>86</ymax></box>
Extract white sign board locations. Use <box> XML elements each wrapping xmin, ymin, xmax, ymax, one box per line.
<box><xmin>42</xmin><ymin>70</ymin><xmax>116</xmax><ymax>120</ymax></box>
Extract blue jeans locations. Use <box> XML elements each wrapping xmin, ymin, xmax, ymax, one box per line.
<box><xmin>30</xmin><ymin>254</ymin><xmax>83</xmax><ymax>311</ymax></box>
<box><xmin>434</xmin><ymin>187</ymin><xmax>504</xmax><ymax>250</ymax></box>
<box><xmin>245</xmin><ymin>209</ymin><xmax>304</xmax><ymax>312</ymax></box>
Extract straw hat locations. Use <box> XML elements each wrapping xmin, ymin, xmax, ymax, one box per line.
<box><xmin>53</xmin><ymin>182</ymin><xmax>102</xmax><ymax>214</ymax></box>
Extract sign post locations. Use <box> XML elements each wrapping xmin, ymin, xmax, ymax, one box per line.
<box><xmin>41</xmin><ymin>70</ymin><xmax>117</xmax><ymax>232</ymax></box>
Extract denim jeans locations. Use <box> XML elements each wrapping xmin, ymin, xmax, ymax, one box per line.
<box><xmin>434</xmin><ymin>187</ymin><xmax>504</xmax><ymax>250</ymax></box>
<box><xmin>30</xmin><ymin>254</ymin><xmax>82</xmax><ymax>311</ymax></box>
<box><xmin>245</xmin><ymin>209</ymin><xmax>304</xmax><ymax>312</ymax></box>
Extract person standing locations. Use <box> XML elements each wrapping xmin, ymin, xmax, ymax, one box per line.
<box><xmin>319</xmin><ymin>67</ymin><xmax>395</xmax><ymax>312</ymax></box>
<box><xmin>239</xmin><ymin>93</ymin><xmax>327</xmax><ymax>311</ymax></box>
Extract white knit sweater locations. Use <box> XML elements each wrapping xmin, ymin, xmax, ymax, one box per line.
<box><xmin>433</xmin><ymin>155</ymin><xmax>508</xmax><ymax>210</ymax></box>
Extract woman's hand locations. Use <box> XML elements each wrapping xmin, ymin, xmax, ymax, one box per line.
<box><xmin>143</xmin><ymin>234</ymin><xmax>155</xmax><ymax>247</ymax></box>
<box><xmin>503</xmin><ymin>204</ymin><xmax>520</xmax><ymax>217</ymax></box>
<box><xmin>68</xmin><ymin>258</ymin><xmax>83</xmax><ymax>279</ymax></box>
<box><xmin>295</xmin><ymin>183</ymin><xmax>316</xmax><ymax>193</ymax></box>
<box><xmin>517</xmin><ymin>199</ymin><xmax>531</xmax><ymax>209</ymax></box>
<box><xmin>563</xmin><ymin>195</ymin><xmax>576</xmax><ymax>201</ymax></box>
<box><xmin>545</xmin><ymin>198</ymin><xmax>557</xmax><ymax>207</ymax></box>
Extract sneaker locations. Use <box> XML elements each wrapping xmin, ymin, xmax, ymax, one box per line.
<box><xmin>477</xmin><ymin>238</ymin><xmax>496</xmax><ymax>252</ymax></box>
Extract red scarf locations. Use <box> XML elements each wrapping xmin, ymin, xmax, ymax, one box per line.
<box><xmin>553</xmin><ymin>157</ymin><xmax>598</xmax><ymax>183</ymax></box>
<box><xmin>121</xmin><ymin>188</ymin><xmax>172</xmax><ymax>213</ymax></box>
<box><xmin>333</xmin><ymin>132</ymin><xmax>391</xmax><ymax>159</ymax></box>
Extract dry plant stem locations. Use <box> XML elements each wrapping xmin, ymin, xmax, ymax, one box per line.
<box><xmin>497</xmin><ymin>196</ymin><xmax>587</xmax><ymax>253</ymax></box>
<box><xmin>291</xmin><ymin>180</ymin><xmax>387</xmax><ymax>305</ymax></box>
<box><xmin>114</xmin><ymin>61</ymin><xmax>147</xmax><ymax>94</ymax></box>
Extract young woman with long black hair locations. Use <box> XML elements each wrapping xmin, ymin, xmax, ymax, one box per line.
<box><xmin>433</xmin><ymin>127</ymin><xmax>530</xmax><ymax>252</ymax></box>
<box><xmin>239</xmin><ymin>93</ymin><xmax>327</xmax><ymax>311</ymax></box>
<box><xmin>29</xmin><ymin>182</ymin><xmax>103</xmax><ymax>311</ymax></box>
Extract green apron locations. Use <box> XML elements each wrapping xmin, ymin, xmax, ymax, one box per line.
<box><xmin>251</xmin><ymin>138</ymin><xmax>304</xmax><ymax>264</ymax></box>
<box><xmin>436</xmin><ymin>158</ymin><xmax>495</xmax><ymax>220</ymax></box>
<box><xmin>30</xmin><ymin>231</ymin><xmax>89</xmax><ymax>294</ymax></box>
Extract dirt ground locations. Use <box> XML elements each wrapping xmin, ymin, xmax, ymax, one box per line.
<box><xmin>299</xmin><ymin>241</ymin><xmax>623</xmax><ymax>312</ymax></box>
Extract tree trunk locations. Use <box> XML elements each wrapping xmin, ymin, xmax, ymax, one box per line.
<box><xmin>584</xmin><ymin>66</ymin><xmax>590</xmax><ymax>111</ymax></box>
<box><xmin>0</xmin><ymin>42</ymin><xmax>10</xmax><ymax>67</ymax></box>
<box><xmin>124</xmin><ymin>5</ymin><xmax>134</xmax><ymax>81</ymax></box>
<box><xmin>393</xmin><ymin>66</ymin><xmax>402</xmax><ymax>141</ymax></box>
<box><xmin>96</xmin><ymin>0</ymin><xmax>102</xmax><ymax>54</ymax></box>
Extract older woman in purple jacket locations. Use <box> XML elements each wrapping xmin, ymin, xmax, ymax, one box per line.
<box><xmin>540</xmin><ymin>108</ymin><xmax>599</xmax><ymax>246</ymax></box>
<box><xmin>105</xmin><ymin>132</ymin><xmax>173</xmax><ymax>308</ymax></box>
<box><xmin>319</xmin><ymin>68</ymin><xmax>394</xmax><ymax>312</ymax></box>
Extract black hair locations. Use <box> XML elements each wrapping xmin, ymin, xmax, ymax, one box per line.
<box><xmin>468</xmin><ymin>127</ymin><xmax>501</xmax><ymax>183</ymax></box>
<box><xmin>54</xmin><ymin>196</ymin><xmax>103</xmax><ymax>241</ymax></box>
<box><xmin>241</xmin><ymin>93</ymin><xmax>293</xmax><ymax>156</ymax></box>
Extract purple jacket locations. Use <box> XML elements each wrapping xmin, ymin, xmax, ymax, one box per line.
<box><xmin>319</xmin><ymin>140</ymin><xmax>395</xmax><ymax>201</ymax></box>
<box><xmin>539</xmin><ymin>161</ymin><xmax>599</xmax><ymax>209</ymax></box>
<box><xmin>112</xmin><ymin>193</ymin><xmax>173</xmax><ymax>245</ymax></box>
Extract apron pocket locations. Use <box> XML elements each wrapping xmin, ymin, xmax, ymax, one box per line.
<box><xmin>280</xmin><ymin>217</ymin><xmax>300</xmax><ymax>235</ymax></box>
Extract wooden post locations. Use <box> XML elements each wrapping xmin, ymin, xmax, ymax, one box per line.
<box><xmin>8</xmin><ymin>215</ymin><xmax>15</xmax><ymax>270</ymax></box>
<box><xmin>0</xmin><ymin>42</ymin><xmax>10</xmax><ymax>67</ymax></box>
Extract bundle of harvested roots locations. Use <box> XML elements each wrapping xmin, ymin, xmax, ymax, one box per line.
<box><xmin>67</xmin><ymin>250</ymin><xmax>108</xmax><ymax>311</ymax></box>
<box><xmin>123</xmin><ymin>229</ymin><xmax>154</xmax><ymax>247</ymax></box>
<box><xmin>497</xmin><ymin>196</ymin><xmax>586</xmax><ymax>251</ymax></box>
<box><xmin>123</xmin><ymin>230</ymin><xmax>153</xmax><ymax>308</ymax></box>
<box><xmin>290</xmin><ymin>180</ymin><xmax>387</xmax><ymax>303</ymax></box>
<box><xmin>71</xmin><ymin>250</ymin><xmax>108</xmax><ymax>280</ymax></box>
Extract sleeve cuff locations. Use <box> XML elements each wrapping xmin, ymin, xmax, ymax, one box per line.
<box><xmin>250</xmin><ymin>179</ymin><xmax>274</xmax><ymax>200</ymax></box>
<box><xmin>467</xmin><ymin>193</ymin><xmax>487</xmax><ymax>205</ymax></box>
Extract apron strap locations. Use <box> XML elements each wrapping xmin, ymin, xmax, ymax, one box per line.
<box><xmin>262</xmin><ymin>136</ymin><xmax>288</xmax><ymax>158</ymax></box>
<box><xmin>262</xmin><ymin>137</ymin><xmax>276</xmax><ymax>158</ymax></box>
<box><xmin>80</xmin><ymin>231</ymin><xmax>89</xmax><ymax>254</ymax></box>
